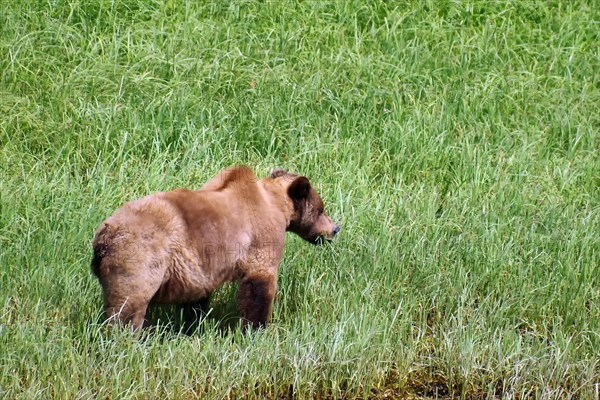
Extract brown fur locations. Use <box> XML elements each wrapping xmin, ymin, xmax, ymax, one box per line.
<box><xmin>91</xmin><ymin>166</ymin><xmax>339</xmax><ymax>331</ymax></box>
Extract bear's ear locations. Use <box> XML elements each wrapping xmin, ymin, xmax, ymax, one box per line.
<box><xmin>270</xmin><ymin>169</ymin><xmax>288</xmax><ymax>179</ymax></box>
<box><xmin>288</xmin><ymin>176</ymin><xmax>311</xmax><ymax>201</ymax></box>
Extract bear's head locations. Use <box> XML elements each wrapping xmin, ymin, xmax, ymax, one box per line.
<box><xmin>271</xmin><ymin>170</ymin><xmax>340</xmax><ymax>244</ymax></box>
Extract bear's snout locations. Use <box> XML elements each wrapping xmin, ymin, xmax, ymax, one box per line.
<box><xmin>332</xmin><ymin>225</ymin><xmax>341</xmax><ymax>236</ymax></box>
<box><xmin>313</xmin><ymin>224</ymin><xmax>340</xmax><ymax>244</ymax></box>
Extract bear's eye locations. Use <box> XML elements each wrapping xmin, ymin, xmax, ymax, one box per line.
<box><xmin>317</xmin><ymin>207</ymin><xmax>324</xmax><ymax>215</ymax></box>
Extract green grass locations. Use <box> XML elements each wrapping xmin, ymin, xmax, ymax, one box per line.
<box><xmin>1</xmin><ymin>0</ymin><xmax>599</xmax><ymax>398</ymax></box>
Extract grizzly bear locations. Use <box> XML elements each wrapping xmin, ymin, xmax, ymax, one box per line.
<box><xmin>91</xmin><ymin>166</ymin><xmax>340</xmax><ymax>332</ymax></box>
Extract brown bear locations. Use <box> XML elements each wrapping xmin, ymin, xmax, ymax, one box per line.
<box><xmin>91</xmin><ymin>166</ymin><xmax>340</xmax><ymax>332</ymax></box>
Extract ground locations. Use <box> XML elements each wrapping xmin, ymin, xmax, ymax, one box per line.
<box><xmin>0</xmin><ymin>1</ymin><xmax>599</xmax><ymax>398</ymax></box>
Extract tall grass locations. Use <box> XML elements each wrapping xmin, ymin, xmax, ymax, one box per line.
<box><xmin>1</xmin><ymin>1</ymin><xmax>599</xmax><ymax>398</ymax></box>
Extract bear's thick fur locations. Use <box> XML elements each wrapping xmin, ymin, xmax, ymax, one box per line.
<box><xmin>91</xmin><ymin>166</ymin><xmax>339</xmax><ymax>331</ymax></box>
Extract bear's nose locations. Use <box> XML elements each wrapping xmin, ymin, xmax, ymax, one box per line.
<box><xmin>332</xmin><ymin>225</ymin><xmax>341</xmax><ymax>236</ymax></box>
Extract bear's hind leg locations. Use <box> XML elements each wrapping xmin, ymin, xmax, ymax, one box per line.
<box><xmin>100</xmin><ymin>265</ymin><xmax>166</xmax><ymax>331</ymax></box>
<box><xmin>104</xmin><ymin>301</ymin><xmax>149</xmax><ymax>330</ymax></box>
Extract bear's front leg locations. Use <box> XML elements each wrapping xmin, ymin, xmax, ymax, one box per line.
<box><xmin>238</xmin><ymin>271</ymin><xmax>277</xmax><ymax>330</ymax></box>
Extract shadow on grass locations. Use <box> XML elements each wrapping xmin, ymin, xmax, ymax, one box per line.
<box><xmin>146</xmin><ymin>281</ymin><xmax>242</xmax><ymax>338</ymax></box>
<box><xmin>81</xmin><ymin>282</ymin><xmax>244</xmax><ymax>341</ymax></box>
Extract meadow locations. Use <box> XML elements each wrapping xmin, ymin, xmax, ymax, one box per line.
<box><xmin>1</xmin><ymin>1</ymin><xmax>599</xmax><ymax>398</ymax></box>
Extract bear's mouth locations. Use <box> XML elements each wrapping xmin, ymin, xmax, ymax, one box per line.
<box><xmin>312</xmin><ymin>235</ymin><xmax>332</xmax><ymax>245</ymax></box>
